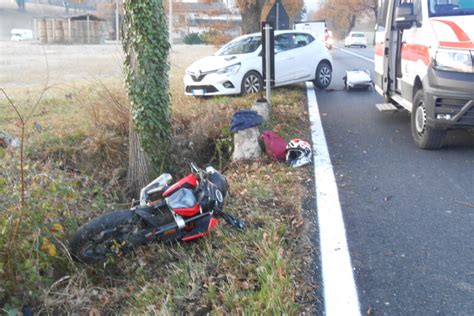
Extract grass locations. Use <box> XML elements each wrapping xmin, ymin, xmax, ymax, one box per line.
<box><xmin>0</xmin><ymin>44</ymin><xmax>317</xmax><ymax>314</ymax></box>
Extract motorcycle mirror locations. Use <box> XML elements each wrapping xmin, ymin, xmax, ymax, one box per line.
<box><xmin>190</xmin><ymin>162</ymin><xmax>199</xmax><ymax>173</ymax></box>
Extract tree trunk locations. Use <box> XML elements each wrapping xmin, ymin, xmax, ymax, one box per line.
<box><xmin>123</xmin><ymin>0</ymin><xmax>170</xmax><ymax>198</ymax></box>
<box><xmin>240</xmin><ymin>0</ymin><xmax>266</xmax><ymax>34</ymax></box>
<box><xmin>126</xmin><ymin>118</ymin><xmax>151</xmax><ymax>199</ymax></box>
<box><xmin>124</xmin><ymin>35</ymin><xmax>152</xmax><ymax>199</ymax></box>
<box><xmin>347</xmin><ymin>15</ymin><xmax>357</xmax><ymax>34</ymax></box>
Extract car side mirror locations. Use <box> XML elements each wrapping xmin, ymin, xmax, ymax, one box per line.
<box><xmin>395</xmin><ymin>3</ymin><xmax>416</xmax><ymax>30</ymax></box>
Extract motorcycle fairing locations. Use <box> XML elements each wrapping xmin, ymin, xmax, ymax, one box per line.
<box><xmin>165</xmin><ymin>188</ymin><xmax>200</xmax><ymax>217</ymax></box>
<box><xmin>163</xmin><ymin>174</ymin><xmax>198</xmax><ymax>197</ymax></box>
<box><xmin>182</xmin><ymin>214</ymin><xmax>220</xmax><ymax>241</ymax></box>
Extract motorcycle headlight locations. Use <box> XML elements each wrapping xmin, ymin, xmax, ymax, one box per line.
<box><xmin>433</xmin><ymin>48</ymin><xmax>473</xmax><ymax>73</ymax></box>
<box><xmin>216</xmin><ymin>63</ymin><xmax>241</xmax><ymax>75</ymax></box>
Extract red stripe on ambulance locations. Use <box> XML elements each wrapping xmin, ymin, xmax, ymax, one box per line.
<box><xmin>432</xmin><ymin>19</ymin><xmax>474</xmax><ymax>49</ymax></box>
<box><xmin>401</xmin><ymin>43</ymin><xmax>430</xmax><ymax>66</ymax></box>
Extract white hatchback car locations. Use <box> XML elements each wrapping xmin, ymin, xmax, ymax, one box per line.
<box><xmin>344</xmin><ymin>32</ymin><xmax>367</xmax><ymax>48</ymax></box>
<box><xmin>184</xmin><ymin>30</ymin><xmax>333</xmax><ymax>96</ymax></box>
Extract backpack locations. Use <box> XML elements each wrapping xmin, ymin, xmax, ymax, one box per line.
<box><xmin>260</xmin><ymin>130</ymin><xmax>287</xmax><ymax>161</ymax></box>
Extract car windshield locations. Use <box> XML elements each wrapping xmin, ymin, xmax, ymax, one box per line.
<box><xmin>428</xmin><ymin>0</ymin><xmax>474</xmax><ymax>17</ymax></box>
<box><xmin>352</xmin><ymin>33</ymin><xmax>365</xmax><ymax>37</ymax></box>
<box><xmin>216</xmin><ymin>36</ymin><xmax>261</xmax><ymax>56</ymax></box>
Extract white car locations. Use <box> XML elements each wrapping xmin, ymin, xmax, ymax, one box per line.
<box><xmin>344</xmin><ymin>32</ymin><xmax>367</xmax><ymax>48</ymax></box>
<box><xmin>184</xmin><ymin>30</ymin><xmax>333</xmax><ymax>96</ymax></box>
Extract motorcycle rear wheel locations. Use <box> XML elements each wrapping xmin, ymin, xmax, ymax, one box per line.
<box><xmin>69</xmin><ymin>210</ymin><xmax>145</xmax><ymax>264</ymax></box>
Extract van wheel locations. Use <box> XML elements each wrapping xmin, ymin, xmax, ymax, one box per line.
<box><xmin>411</xmin><ymin>90</ymin><xmax>445</xmax><ymax>149</ymax></box>
<box><xmin>314</xmin><ymin>61</ymin><xmax>332</xmax><ymax>89</ymax></box>
<box><xmin>241</xmin><ymin>71</ymin><xmax>262</xmax><ymax>95</ymax></box>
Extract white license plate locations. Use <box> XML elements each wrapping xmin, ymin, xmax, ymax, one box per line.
<box><xmin>192</xmin><ymin>89</ymin><xmax>205</xmax><ymax>96</ymax></box>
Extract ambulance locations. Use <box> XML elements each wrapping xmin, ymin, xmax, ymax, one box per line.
<box><xmin>374</xmin><ymin>0</ymin><xmax>474</xmax><ymax>149</ymax></box>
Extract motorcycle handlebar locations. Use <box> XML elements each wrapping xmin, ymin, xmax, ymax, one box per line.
<box><xmin>213</xmin><ymin>205</ymin><xmax>246</xmax><ymax>231</ymax></box>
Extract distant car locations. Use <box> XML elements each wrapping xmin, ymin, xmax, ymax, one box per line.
<box><xmin>11</xmin><ymin>29</ymin><xmax>33</xmax><ymax>41</ymax></box>
<box><xmin>344</xmin><ymin>32</ymin><xmax>367</xmax><ymax>48</ymax></box>
<box><xmin>184</xmin><ymin>30</ymin><xmax>333</xmax><ymax>96</ymax></box>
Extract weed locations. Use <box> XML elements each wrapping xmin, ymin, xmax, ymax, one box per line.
<box><xmin>0</xmin><ymin>46</ymin><xmax>316</xmax><ymax>314</ymax></box>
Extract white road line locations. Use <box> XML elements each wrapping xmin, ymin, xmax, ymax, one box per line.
<box><xmin>306</xmin><ymin>81</ymin><xmax>360</xmax><ymax>316</ymax></box>
<box><xmin>335</xmin><ymin>46</ymin><xmax>375</xmax><ymax>64</ymax></box>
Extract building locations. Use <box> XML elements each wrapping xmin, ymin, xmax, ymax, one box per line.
<box><xmin>172</xmin><ymin>1</ymin><xmax>241</xmax><ymax>42</ymax></box>
<box><xmin>34</xmin><ymin>14</ymin><xmax>108</xmax><ymax>44</ymax></box>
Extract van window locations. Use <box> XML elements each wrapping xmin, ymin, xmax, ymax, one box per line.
<box><xmin>428</xmin><ymin>0</ymin><xmax>474</xmax><ymax>16</ymax></box>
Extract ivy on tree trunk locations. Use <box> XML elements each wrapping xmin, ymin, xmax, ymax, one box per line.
<box><xmin>123</xmin><ymin>0</ymin><xmax>171</xmax><ymax>197</ymax></box>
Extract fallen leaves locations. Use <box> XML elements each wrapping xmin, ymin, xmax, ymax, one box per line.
<box><xmin>41</xmin><ymin>238</ymin><xmax>57</xmax><ymax>257</ymax></box>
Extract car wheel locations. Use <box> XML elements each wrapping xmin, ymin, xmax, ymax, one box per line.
<box><xmin>241</xmin><ymin>71</ymin><xmax>263</xmax><ymax>95</ymax></box>
<box><xmin>314</xmin><ymin>61</ymin><xmax>332</xmax><ymax>89</ymax></box>
<box><xmin>411</xmin><ymin>89</ymin><xmax>446</xmax><ymax>149</ymax></box>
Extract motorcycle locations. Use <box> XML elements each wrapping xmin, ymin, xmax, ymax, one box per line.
<box><xmin>69</xmin><ymin>163</ymin><xmax>245</xmax><ymax>263</ymax></box>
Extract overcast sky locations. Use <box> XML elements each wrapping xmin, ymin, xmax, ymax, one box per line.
<box><xmin>304</xmin><ymin>0</ymin><xmax>322</xmax><ymax>16</ymax></box>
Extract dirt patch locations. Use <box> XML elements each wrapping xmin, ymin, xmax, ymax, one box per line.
<box><xmin>0</xmin><ymin>42</ymin><xmax>215</xmax><ymax>90</ymax></box>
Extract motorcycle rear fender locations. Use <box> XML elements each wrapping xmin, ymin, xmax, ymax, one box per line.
<box><xmin>163</xmin><ymin>174</ymin><xmax>198</xmax><ymax>197</ymax></box>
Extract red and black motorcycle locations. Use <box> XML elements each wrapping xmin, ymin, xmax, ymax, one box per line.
<box><xmin>69</xmin><ymin>163</ymin><xmax>245</xmax><ymax>263</ymax></box>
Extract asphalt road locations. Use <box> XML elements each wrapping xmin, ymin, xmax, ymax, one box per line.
<box><xmin>314</xmin><ymin>45</ymin><xmax>474</xmax><ymax>315</ymax></box>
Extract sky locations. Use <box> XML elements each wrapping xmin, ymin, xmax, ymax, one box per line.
<box><xmin>304</xmin><ymin>0</ymin><xmax>322</xmax><ymax>16</ymax></box>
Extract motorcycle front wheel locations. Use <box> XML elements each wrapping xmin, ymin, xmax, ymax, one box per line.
<box><xmin>69</xmin><ymin>210</ymin><xmax>145</xmax><ymax>264</ymax></box>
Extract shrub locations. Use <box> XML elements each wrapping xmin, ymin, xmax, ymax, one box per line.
<box><xmin>200</xmin><ymin>31</ymin><xmax>232</xmax><ymax>46</ymax></box>
<box><xmin>183</xmin><ymin>33</ymin><xmax>204</xmax><ymax>45</ymax></box>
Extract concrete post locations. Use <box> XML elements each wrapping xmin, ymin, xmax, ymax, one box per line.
<box><xmin>86</xmin><ymin>15</ymin><xmax>90</xmax><ymax>44</ymax></box>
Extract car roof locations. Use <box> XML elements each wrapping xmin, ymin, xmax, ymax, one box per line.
<box><xmin>238</xmin><ymin>29</ymin><xmax>314</xmax><ymax>38</ymax></box>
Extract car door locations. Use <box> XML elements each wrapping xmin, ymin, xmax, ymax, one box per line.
<box><xmin>290</xmin><ymin>33</ymin><xmax>317</xmax><ymax>82</ymax></box>
<box><xmin>274</xmin><ymin>33</ymin><xmax>296</xmax><ymax>85</ymax></box>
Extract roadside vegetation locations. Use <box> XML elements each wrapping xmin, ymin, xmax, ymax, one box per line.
<box><xmin>0</xmin><ymin>46</ymin><xmax>316</xmax><ymax>314</ymax></box>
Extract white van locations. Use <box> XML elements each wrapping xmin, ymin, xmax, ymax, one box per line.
<box><xmin>11</xmin><ymin>29</ymin><xmax>33</xmax><ymax>41</ymax></box>
<box><xmin>374</xmin><ymin>0</ymin><xmax>474</xmax><ymax>149</ymax></box>
<box><xmin>294</xmin><ymin>20</ymin><xmax>333</xmax><ymax>49</ymax></box>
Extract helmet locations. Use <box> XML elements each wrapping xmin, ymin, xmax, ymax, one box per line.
<box><xmin>285</xmin><ymin>139</ymin><xmax>312</xmax><ymax>168</ymax></box>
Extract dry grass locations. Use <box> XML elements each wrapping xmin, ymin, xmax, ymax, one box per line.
<box><xmin>0</xmin><ymin>43</ymin><xmax>317</xmax><ymax>314</ymax></box>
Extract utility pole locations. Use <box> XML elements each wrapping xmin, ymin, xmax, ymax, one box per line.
<box><xmin>116</xmin><ymin>0</ymin><xmax>120</xmax><ymax>42</ymax></box>
<box><xmin>264</xmin><ymin>23</ymin><xmax>272</xmax><ymax>106</ymax></box>
<box><xmin>276</xmin><ymin>2</ymin><xmax>279</xmax><ymax>30</ymax></box>
<box><xmin>168</xmin><ymin>0</ymin><xmax>173</xmax><ymax>48</ymax></box>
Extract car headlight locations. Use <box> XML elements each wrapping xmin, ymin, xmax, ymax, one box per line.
<box><xmin>216</xmin><ymin>63</ymin><xmax>241</xmax><ymax>74</ymax></box>
<box><xmin>433</xmin><ymin>48</ymin><xmax>473</xmax><ymax>73</ymax></box>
